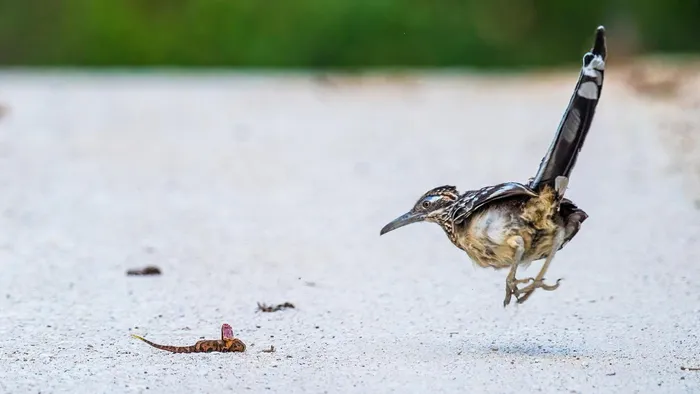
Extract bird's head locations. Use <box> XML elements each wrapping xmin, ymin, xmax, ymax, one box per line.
<box><xmin>380</xmin><ymin>185</ymin><xmax>459</xmax><ymax>235</ymax></box>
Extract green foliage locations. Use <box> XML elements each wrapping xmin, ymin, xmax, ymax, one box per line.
<box><xmin>0</xmin><ymin>0</ymin><xmax>698</xmax><ymax>68</ymax></box>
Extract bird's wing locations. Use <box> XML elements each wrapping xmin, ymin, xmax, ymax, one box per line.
<box><xmin>450</xmin><ymin>182</ymin><xmax>537</xmax><ymax>223</ymax></box>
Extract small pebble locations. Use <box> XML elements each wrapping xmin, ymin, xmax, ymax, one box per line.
<box><xmin>126</xmin><ymin>266</ymin><xmax>162</xmax><ymax>276</ymax></box>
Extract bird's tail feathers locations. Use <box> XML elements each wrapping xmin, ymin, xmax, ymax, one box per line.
<box><xmin>529</xmin><ymin>26</ymin><xmax>607</xmax><ymax>194</ymax></box>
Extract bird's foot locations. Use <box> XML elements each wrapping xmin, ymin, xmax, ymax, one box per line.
<box><xmin>503</xmin><ymin>277</ymin><xmax>535</xmax><ymax>307</ymax></box>
<box><xmin>515</xmin><ymin>278</ymin><xmax>563</xmax><ymax>305</ymax></box>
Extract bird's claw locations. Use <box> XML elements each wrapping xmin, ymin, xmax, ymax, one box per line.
<box><xmin>504</xmin><ymin>277</ymin><xmax>562</xmax><ymax>306</ymax></box>
<box><xmin>503</xmin><ymin>277</ymin><xmax>535</xmax><ymax>307</ymax></box>
<box><xmin>516</xmin><ymin>278</ymin><xmax>563</xmax><ymax>305</ymax></box>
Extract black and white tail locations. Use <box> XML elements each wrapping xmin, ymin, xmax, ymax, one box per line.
<box><xmin>529</xmin><ymin>26</ymin><xmax>607</xmax><ymax>193</ymax></box>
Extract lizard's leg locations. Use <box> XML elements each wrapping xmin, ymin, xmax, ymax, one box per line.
<box><xmin>515</xmin><ymin>229</ymin><xmax>566</xmax><ymax>304</ymax></box>
<box><xmin>503</xmin><ymin>236</ymin><xmax>533</xmax><ymax>307</ymax></box>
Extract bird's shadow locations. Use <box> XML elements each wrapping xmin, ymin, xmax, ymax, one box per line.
<box><xmin>473</xmin><ymin>342</ymin><xmax>584</xmax><ymax>358</ymax></box>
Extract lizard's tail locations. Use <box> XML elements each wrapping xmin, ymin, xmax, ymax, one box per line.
<box><xmin>529</xmin><ymin>26</ymin><xmax>607</xmax><ymax>195</ymax></box>
<box><xmin>131</xmin><ymin>334</ymin><xmax>192</xmax><ymax>353</ymax></box>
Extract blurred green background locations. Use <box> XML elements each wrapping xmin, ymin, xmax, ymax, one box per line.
<box><xmin>0</xmin><ymin>0</ymin><xmax>698</xmax><ymax>68</ymax></box>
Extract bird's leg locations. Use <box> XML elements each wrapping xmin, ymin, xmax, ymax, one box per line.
<box><xmin>515</xmin><ymin>229</ymin><xmax>566</xmax><ymax>304</ymax></box>
<box><xmin>503</xmin><ymin>236</ymin><xmax>532</xmax><ymax>307</ymax></box>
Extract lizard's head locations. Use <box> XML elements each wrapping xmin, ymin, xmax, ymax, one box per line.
<box><xmin>221</xmin><ymin>323</ymin><xmax>234</xmax><ymax>340</ymax></box>
<box><xmin>380</xmin><ymin>185</ymin><xmax>459</xmax><ymax>235</ymax></box>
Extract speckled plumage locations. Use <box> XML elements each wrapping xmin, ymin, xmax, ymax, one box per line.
<box><xmin>380</xmin><ymin>26</ymin><xmax>606</xmax><ymax>306</ymax></box>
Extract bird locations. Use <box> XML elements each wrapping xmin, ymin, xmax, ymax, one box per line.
<box><xmin>379</xmin><ymin>26</ymin><xmax>607</xmax><ymax>307</ymax></box>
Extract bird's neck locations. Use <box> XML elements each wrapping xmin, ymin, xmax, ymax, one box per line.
<box><xmin>434</xmin><ymin>211</ymin><xmax>459</xmax><ymax>246</ymax></box>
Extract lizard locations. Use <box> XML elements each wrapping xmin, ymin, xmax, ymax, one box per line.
<box><xmin>131</xmin><ymin>323</ymin><xmax>246</xmax><ymax>353</ymax></box>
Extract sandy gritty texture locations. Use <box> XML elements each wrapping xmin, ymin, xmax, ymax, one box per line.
<box><xmin>0</xmin><ymin>67</ymin><xmax>699</xmax><ymax>394</ymax></box>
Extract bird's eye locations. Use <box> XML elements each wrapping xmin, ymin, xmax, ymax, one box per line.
<box><xmin>421</xmin><ymin>200</ymin><xmax>431</xmax><ymax>209</ymax></box>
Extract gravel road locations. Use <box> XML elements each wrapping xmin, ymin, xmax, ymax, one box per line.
<box><xmin>0</xmin><ymin>69</ymin><xmax>699</xmax><ymax>393</ymax></box>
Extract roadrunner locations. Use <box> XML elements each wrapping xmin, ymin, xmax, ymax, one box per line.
<box><xmin>380</xmin><ymin>26</ymin><xmax>607</xmax><ymax>307</ymax></box>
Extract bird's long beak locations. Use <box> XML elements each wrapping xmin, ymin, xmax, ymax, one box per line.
<box><xmin>380</xmin><ymin>212</ymin><xmax>426</xmax><ymax>235</ymax></box>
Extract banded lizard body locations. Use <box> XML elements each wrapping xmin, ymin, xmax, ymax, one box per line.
<box><xmin>131</xmin><ymin>323</ymin><xmax>246</xmax><ymax>353</ymax></box>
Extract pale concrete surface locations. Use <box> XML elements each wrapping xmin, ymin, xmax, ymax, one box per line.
<box><xmin>0</xmin><ymin>70</ymin><xmax>699</xmax><ymax>394</ymax></box>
